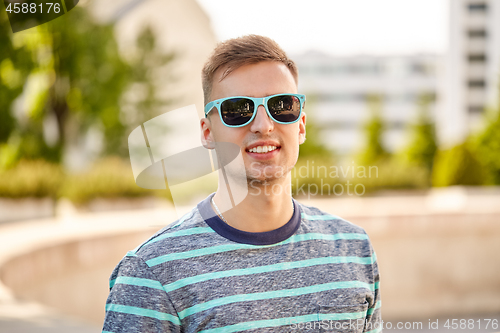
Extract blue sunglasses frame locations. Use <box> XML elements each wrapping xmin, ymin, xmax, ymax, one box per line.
<box><xmin>204</xmin><ymin>93</ymin><xmax>306</xmax><ymax>127</ymax></box>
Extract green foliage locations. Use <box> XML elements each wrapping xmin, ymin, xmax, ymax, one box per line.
<box><xmin>358</xmin><ymin>94</ymin><xmax>388</xmax><ymax>166</ymax></box>
<box><xmin>353</xmin><ymin>93</ymin><xmax>437</xmax><ymax>192</ymax></box>
<box><xmin>44</xmin><ymin>8</ymin><xmax>132</xmax><ymax>157</ymax></box>
<box><xmin>123</xmin><ymin>27</ymin><xmax>175</xmax><ymax>125</ymax></box>
<box><xmin>432</xmin><ymin>142</ymin><xmax>486</xmax><ymax>187</ymax></box>
<box><xmin>298</xmin><ymin>107</ymin><xmax>333</xmax><ymax>159</ymax></box>
<box><xmin>60</xmin><ymin>157</ymin><xmax>152</xmax><ymax>205</ymax></box>
<box><xmin>0</xmin><ymin>160</ymin><xmax>63</xmax><ymax>198</ymax></box>
<box><xmin>291</xmin><ymin>157</ymin><xmax>342</xmax><ymax>197</ymax></box>
<box><xmin>1</xmin><ymin>7</ymin><xmax>175</xmax><ymax>164</ymax></box>
<box><xmin>0</xmin><ymin>12</ymin><xmax>35</xmax><ymax>144</ymax></box>
<box><xmin>0</xmin><ymin>157</ymin><xmax>173</xmax><ymax>203</ymax></box>
<box><xmin>473</xmin><ymin>109</ymin><xmax>500</xmax><ymax>184</ymax></box>
<box><xmin>290</xmin><ymin>157</ymin><xmax>429</xmax><ymax>197</ymax></box>
<box><xmin>352</xmin><ymin>159</ymin><xmax>430</xmax><ymax>193</ymax></box>
<box><xmin>402</xmin><ymin>94</ymin><xmax>437</xmax><ymax>172</ymax></box>
<box><xmin>295</xmin><ymin>95</ymin><xmax>336</xmax><ymax>191</ymax></box>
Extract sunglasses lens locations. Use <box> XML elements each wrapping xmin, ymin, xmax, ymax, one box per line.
<box><xmin>220</xmin><ymin>98</ymin><xmax>255</xmax><ymax>126</ymax></box>
<box><xmin>268</xmin><ymin>95</ymin><xmax>301</xmax><ymax>123</ymax></box>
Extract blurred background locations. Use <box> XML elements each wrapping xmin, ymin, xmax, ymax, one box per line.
<box><xmin>0</xmin><ymin>0</ymin><xmax>499</xmax><ymax>332</ymax></box>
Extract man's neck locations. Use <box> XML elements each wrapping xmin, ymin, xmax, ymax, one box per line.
<box><xmin>212</xmin><ymin>175</ymin><xmax>294</xmax><ymax>233</ymax></box>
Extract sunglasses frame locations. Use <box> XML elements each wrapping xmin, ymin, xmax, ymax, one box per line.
<box><xmin>204</xmin><ymin>93</ymin><xmax>306</xmax><ymax>128</ymax></box>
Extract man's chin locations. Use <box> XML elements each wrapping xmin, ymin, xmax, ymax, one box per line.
<box><xmin>247</xmin><ymin>177</ymin><xmax>278</xmax><ymax>185</ymax></box>
<box><xmin>246</xmin><ymin>172</ymin><xmax>289</xmax><ymax>186</ymax></box>
<box><xmin>247</xmin><ymin>163</ymin><xmax>287</xmax><ymax>178</ymax></box>
<box><xmin>246</xmin><ymin>176</ymin><xmax>292</xmax><ymax>198</ymax></box>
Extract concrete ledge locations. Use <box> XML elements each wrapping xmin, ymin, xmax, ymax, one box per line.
<box><xmin>0</xmin><ymin>197</ymin><xmax>171</xmax><ymax>224</ymax></box>
<box><xmin>0</xmin><ymin>198</ymin><xmax>54</xmax><ymax>224</ymax></box>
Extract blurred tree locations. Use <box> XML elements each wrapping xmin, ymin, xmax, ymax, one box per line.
<box><xmin>0</xmin><ymin>7</ymin><xmax>130</xmax><ymax>164</ymax></box>
<box><xmin>45</xmin><ymin>8</ymin><xmax>131</xmax><ymax>157</ymax></box>
<box><xmin>432</xmin><ymin>142</ymin><xmax>486</xmax><ymax>187</ymax></box>
<box><xmin>358</xmin><ymin>94</ymin><xmax>388</xmax><ymax>165</ymax></box>
<box><xmin>474</xmin><ymin>108</ymin><xmax>500</xmax><ymax>184</ymax></box>
<box><xmin>298</xmin><ymin>120</ymin><xmax>332</xmax><ymax>158</ymax></box>
<box><xmin>0</xmin><ymin>10</ymin><xmax>36</xmax><ymax>166</ymax></box>
<box><xmin>1</xmin><ymin>7</ymin><xmax>173</xmax><ymax>167</ymax></box>
<box><xmin>122</xmin><ymin>26</ymin><xmax>175</xmax><ymax>126</ymax></box>
<box><xmin>402</xmin><ymin>93</ymin><xmax>437</xmax><ymax>172</ymax></box>
<box><xmin>298</xmin><ymin>95</ymin><xmax>333</xmax><ymax>159</ymax></box>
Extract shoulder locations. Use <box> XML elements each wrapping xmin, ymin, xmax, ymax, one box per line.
<box><xmin>296</xmin><ymin>200</ymin><xmax>377</xmax><ymax>263</ymax></box>
<box><xmin>128</xmin><ymin>206</ymin><xmax>215</xmax><ymax>263</ymax></box>
<box><xmin>296</xmin><ymin>200</ymin><xmax>368</xmax><ymax>235</ymax></box>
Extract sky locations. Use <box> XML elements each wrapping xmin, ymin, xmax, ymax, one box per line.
<box><xmin>196</xmin><ymin>0</ymin><xmax>449</xmax><ymax>56</ymax></box>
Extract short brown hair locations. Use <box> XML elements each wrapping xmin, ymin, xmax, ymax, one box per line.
<box><xmin>202</xmin><ymin>35</ymin><xmax>299</xmax><ymax>105</ymax></box>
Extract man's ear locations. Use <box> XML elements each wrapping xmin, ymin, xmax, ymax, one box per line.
<box><xmin>298</xmin><ymin>112</ymin><xmax>306</xmax><ymax>145</ymax></box>
<box><xmin>201</xmin><ymin>117</ymin><xmax>216</xmax><ymax>149</ymax></box>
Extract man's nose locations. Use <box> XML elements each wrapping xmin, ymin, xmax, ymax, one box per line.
<box><xmin>250</xmin><ymin>104</ymin><xmax>274</xmax><ymax>134</ymax></box>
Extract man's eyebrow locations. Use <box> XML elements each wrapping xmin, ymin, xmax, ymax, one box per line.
<box><xmin>247</xmin><ymin>93</ymin><xmax>286</xmax><ymax>98</ymax></box>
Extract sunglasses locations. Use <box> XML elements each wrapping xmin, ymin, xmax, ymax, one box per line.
<box><xmin>204</xmin><ymin>93</ymin><xmax>306</xmax><ymax>127</ymax></box>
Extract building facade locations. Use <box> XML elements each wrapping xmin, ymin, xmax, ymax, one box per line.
<box><xmin>439</xmin><ymin>0</ymin><xmax>500</xmax><ymax>146</ymax></box>
<box><xmin>295</xmin><ymin>52</ymin><xmax>439</xmax><ymax>154</ymax></box>
<box><xmin>296</xmin><ymin>0</ymin><xmax>500</xmax><ymax>154</ymax></box>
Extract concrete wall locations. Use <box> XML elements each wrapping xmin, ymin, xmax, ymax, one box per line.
<box><xmin>0</xmin><ymin>229</ymin><xmax>154</xmax><ymax>325</ymax></box>
<box><xmin>305</xmin><ymin>187</ymin><xmax>500</xmax><ymax>320</ymax></box>
<box><xmin>353</xmin><ymin>212</ymin><xmax>500</xmax><ymax>320</ymax></box>
<box><xmin>0</xmin><ymin>198</ymin><xmax>54</xmax><ymax>224</ymax></box>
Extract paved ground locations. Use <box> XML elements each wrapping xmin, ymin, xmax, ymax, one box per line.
<box><xmin>0</xmin><ymin>299</ymin><xmax>99</xmax><ymax>333</ymax></box>
<box><xmin>0</xmin><ymin>316</ymin><xmax>99</xmax><ymax>333</ymax></box>
<box><xmin>385</xmin><ymin>314</ymin><xmax>500</xmax><ymax>333</ymax></box>
<box><xmin>2</xmin><ymin>316</ymin><xmax>500</xmax><ymax>333</ymax></box>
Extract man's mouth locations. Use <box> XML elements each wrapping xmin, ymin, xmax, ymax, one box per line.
<box><xmin>247</xmin><ymin>145</ymin><xmax>278</xmax><ymax>154</ymax></box>
<box><xmin>245</xmin><ymin>141</ymin><xmax>281</xmax><ymax>159</ymax></box>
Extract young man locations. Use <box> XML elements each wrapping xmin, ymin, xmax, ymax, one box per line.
<box><xmin>103</xmin><ymin>35</ymin><xmax>382</xmax><ymax>333</ymax></box>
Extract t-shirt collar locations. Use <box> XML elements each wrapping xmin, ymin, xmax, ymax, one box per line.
<box><xmin>197</xmin><ymin>193</ymin><xmax>301</xmax><ymax>245</ymax></box>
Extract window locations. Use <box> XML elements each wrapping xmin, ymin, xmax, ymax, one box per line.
<box><xmin>468</xmin><ymin>80</ymin><xmax>486</xmax><ymax>88</ymax></box>
<box><xmin>468</xmin><ymin>29</ymin><xmax>487</xmax><ymax>38</ymax></box>
<box><xmin>468</xmin><ymin>105</ymin><xmax>484</xmax><ymax>113</ymax></box>
<box><xmin>410</xmin><ymin>62</ymin><xmax>434</xmax><ymax>75</ymax></box>
<box><xmin>468</xmin><ymin>54</ymin><xmax>487</xmax><ymax>63</ymax></box>
<box><xmin>468</xmin><ymin>2</ymin><xmax>488</xmax><ymax>12</ymax></box>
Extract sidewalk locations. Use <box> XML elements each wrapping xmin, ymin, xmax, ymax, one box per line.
<box><xmin>386</xmin><ymin>314</ymin><xmax>500</xmax><ymax>333</ymax></box>
<box><xmin>0</xmin><ymin>300</ymin><xmax>99</xmax><ymax>333</ymax></box>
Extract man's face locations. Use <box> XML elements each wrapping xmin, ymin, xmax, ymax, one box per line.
<box><xmin>201</xmin><ymin>61</ymin><xmax>306</xmax><ymax>184</ymax></box>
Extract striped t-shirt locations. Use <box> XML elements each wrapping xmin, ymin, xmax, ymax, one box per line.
<box><xmin>102</xmin><ymin>194</ymin><xmax>382</xmax><ymax>333</ymax></box>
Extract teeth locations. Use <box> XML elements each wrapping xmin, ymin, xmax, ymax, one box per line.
<box><xmin>249</xmin><ymin>146</ymin><xmax>277</xmax><ymax>153</ymax></box>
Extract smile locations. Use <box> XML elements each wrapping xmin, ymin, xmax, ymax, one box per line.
<box><xmin>247</xmin><ymin>145</ymin><xmax>278</xmax><ymax>154</ymax></box>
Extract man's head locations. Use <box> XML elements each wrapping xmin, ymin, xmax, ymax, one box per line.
<box><xmin>200</xmin><ymin>35</ymin><xmax>306</xmax><ymax>185</ymax></box>
<box><xmin>202</xmin><ymin>35</ymin><xmax>299</xmax><ymax>105</ymax></box>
